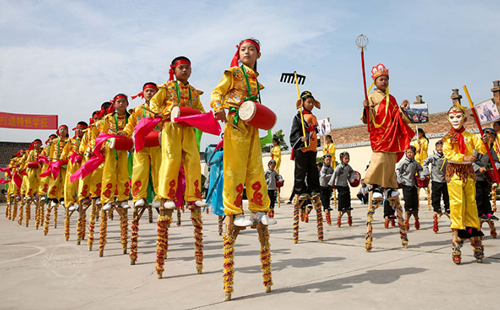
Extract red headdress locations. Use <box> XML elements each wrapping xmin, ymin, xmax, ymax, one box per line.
<box><xmin>230</xmin><ymin>39</ymin><xmax>260</xmax><ymax>68</ymax></box>
<box><xmin>56</xmin><ymin>125</ymin><xmax>68</xmax><ymax>136</ymax></box>
<box><xmin>169</xmin><ymin>59</ymin><xmax>191</xmax><ymax>81</ymax></box>
<box><xmin>371</xmin><ymin>63</ymin><xmax>389</xmax><ymax>80</ymax></box>
<box><xmin>131</xmin><ymin>83</ymin><xmax>159</xmax><ymax>100</ymax></box>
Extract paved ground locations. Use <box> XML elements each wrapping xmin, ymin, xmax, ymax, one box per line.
<box><xmin>0</xmin><ymin>200</ymin><xmax>499</xmax><ymax>310</ymax></box>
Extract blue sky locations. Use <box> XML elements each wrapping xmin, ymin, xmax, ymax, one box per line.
<box><xmin>1</xmin><ymin>0</ymin><xmax>499</xmax><ymax>149</ymax></box>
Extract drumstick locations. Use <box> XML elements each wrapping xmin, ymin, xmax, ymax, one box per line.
<box><xmin>225</xmin><ymin>118</ymin><xmax>245</xmax><ymax>133</ymax></box>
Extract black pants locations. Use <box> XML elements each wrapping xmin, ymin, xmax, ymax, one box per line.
<box><xmin>337</xmin><ymin>186</ymin><xmax>352</xmax><ymax>212</ymax></box>
<box><xmin>268</xmin><ymin>190</ymin><xmax>276</xmax><ymax>210</ymax></box>
<box><xmin>431</xmin><ymin>181</ymin><xmax>450</xmax><ymax>213</ymax></box>
<box><xmin>403</xmin><ymin>185</ymin><xmax>418</xmax><ymax>213</ymax></box>
<box><xmin>320</xmin><ymin>186</ymin><xmax>332</xmax><ymax>210</ymax></box>
<box><xmin>294</xmin><ymin>150</ymin><xmax>320</xmax><ymax>195</ymax></box>
<box><xmin>357</xmin><ymin>193</ymin><xmax>369</xmax><ymax>204</ymax></box>
<box><xmin>476</xmin><ymin>180</ymin><xmax>493</xmax><ymax>216</ymax></box>
<box><xmin>383</xmin><ymin>200</ymin><xmax>395</xmax><ymax>218</ymax></box>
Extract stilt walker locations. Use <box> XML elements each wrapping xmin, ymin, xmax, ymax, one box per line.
<box><xmin>24</xmin><ymin>140</ymin><xmax>43</xmax><ymax>228</ymax></box>
<box><xmin>212</xmin><ymin>39</ymin><xmax>275</xmax><ymax>300</ymax></box>
<box><xmin>357</xmin><ymin>34</ymin><xmax>413</xmax><ymax>251</ymax></box>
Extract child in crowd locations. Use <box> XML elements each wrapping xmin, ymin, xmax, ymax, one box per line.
<box><xmin>265</xmin><ymin>160</ymin><xmax>278</xmax><ymax>217</ymax></box>
<box><xmin>329</xmin><ymin>151</ymin><xmax>354</xmax><ymax>224</ymax></box>
<box><xmin>396</xmin><ymin>146</ymin><xmax>422</xmax><ymax>230</ymax></box>
<box><xmin>473</xmin><ymin>127</ymin><xmax>500</xmax><ymax>222</ymax></box>
<box><xmin>319</xmin><ymin>154</ymin><xmax>334</xmax><ymax>211</ymax></box>
<box><xmin>422</xmin><ymin>140</ymin><xmax>450</xmax><ymax>214</ymax></box>
<box><xmin>357</xmin><ymin>179</ymin><xmax>369</xmax><ymax>204</ymax></box>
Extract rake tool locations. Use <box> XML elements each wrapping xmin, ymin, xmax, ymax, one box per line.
<box><xmin>280</xmin><ymin>71</ymin><xmax>307</xmax><ymax>147</ymax></box>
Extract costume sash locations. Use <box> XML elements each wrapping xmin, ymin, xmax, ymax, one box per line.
<box><xmin>134</xmin><ymin>117</ymin><xmax>162</xmax><ymax>152</ymax></box>
<box><xmin>69</xmin><ymin>152</ymin><xmax>83</xmax><ymax>165</ymax></box>
<box><xmin>40</xmin><ymin>160</ymin><xmax>62</xmax><ymax>180</ymax></box>
<box><xmin>174</xmin><ymin>111</ymin><xmax>221</xmax><ymax>136</ymax></box>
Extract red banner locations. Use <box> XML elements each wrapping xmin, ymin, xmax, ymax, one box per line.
<box><xmin>0</xmin><ymin>112</ymin><xmax>58</xmax><ymax>130</ymax></box>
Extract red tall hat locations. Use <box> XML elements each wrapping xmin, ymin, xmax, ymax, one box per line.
<box><xmin>371</xmin><ymin>63</ymin><xmax>389</xmax><ymax>80</ymax></box>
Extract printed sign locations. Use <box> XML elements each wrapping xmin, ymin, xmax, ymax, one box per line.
<box><xmin>0</xmin><ymin>112</ymin><xmax>58</xmax><ymax>130</ymax></box>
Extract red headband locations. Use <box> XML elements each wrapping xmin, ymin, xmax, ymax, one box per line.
<box><xmin>46</xmin><ymin>136</ymin><xmax>57</xmax><ymax>145</ymax></box>
<box><xmin>112</xmin><ymin>94</ymin><xmax>127</xmax><ymax>103</ymax></box>
<box><xmin>72</xmin><ymin>124</ymin><xmax>88</xmax><ymax>131</ymax></box>
<box><xmin>131</xmin><ymin>83</ymin><xmax>159</xmax><ymax>100</ymax></box>
<box><xmin>230</xmin><ymin>40</ymin><xmax>260</xmax><ymax>68</ymax></box>
<box><xmin>56</xmin><ymin>125</ymin><xmax>68</xmax><ymax>136</ymax></box>
<box><xmin>169</xmin><ymin>60</ymin><xmax>191</xmax><ymax>81</ymax></box>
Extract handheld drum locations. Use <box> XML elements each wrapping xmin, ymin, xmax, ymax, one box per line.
<box><xmin>144</xmin><ymin>131</ymin><xmax>161</xmax><ymax>148</ymax></box>
<box><xmin>416</xmin><ymin>177</ymin><xmax>430</xmax><ymax>188</ymax></box>
<box><xmin>238</xmin><ymin>101</ymin><xmax>277</xmax><ymax>130</ymax></box>
<box><xmin>276</xmin><ymin>175</ymin><xmax>284</xmax><ymax>188</ymax></box>
<box><xmin>348</xmin><ymin>171</ymin><xmax>361</xmax><ymax>187</ymax></box>
<box><xmin>171</xmin><ymin>106</ymin><xmax>201</xmax><ymax>125</ymax></box>
<box><xmin>109</xmin><ymin>136</ymin><xmax>134</xmax><ymax>151</ymax></box>
<box><xmin>486</xmin><ymin>168</ymin><xmax>499</xmax><ymax>184</ymax></box>
<box><xmin>28</xmin><ymin>161</ymin><xmax>40</xmax><ymax>169</ymax></box>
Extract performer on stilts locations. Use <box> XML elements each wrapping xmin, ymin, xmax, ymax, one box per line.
<box><xmin>211</xmin><ymin>38</ymin><xmax>276</xmax><ymax>300</ymax></box>
<box><xmin>24</xmin><ymin>139</ymin><xmax>43</xmax><ymax>228</ymax></box>
<box><xmin>443</xmin><ymin>104</ymin><xmax>490</xmax><ymax>264</ymax></box>
<box><xmin>362</xmin><ymin>63</ymin><xmax>414</xmax><ymax>251</ymax></box>
<box><xmin>422</xmin><ymin>140</ymin><xmax>450</xmax><ymax>233</ymax></box>
<box><xmin>123</xmin><ymin>82</ymin><xmax>161</xmax><ymax>264</ymax></box>
<box><xmin>290</xmin><ymin>90</ymin><xmax>324</xmax><ymax>242</ymax></box>
<box><xmin>37</xmin><ymin>134</ymin><xmax>57</xmax><ymax>227</ymax></box>
<box><xmin>150</xmin><ymin>56</ymin><xmax>208</xmax><ymax>277</ymax></box>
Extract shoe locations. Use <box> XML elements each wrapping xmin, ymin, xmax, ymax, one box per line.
<box><xmin>299</xmin><ymin>193</ymin><xmax>310</xmax><ymax>199</ymax></box>
<box><xmin>384</xmin><ymin>188</ymin><xmax>399</xmax><ymax>199</ymax></box>
<box><xmin>287</xmin><ymin>201</ymin><xmax>292</xmax><ymax>204</ymax></box>
<box><xmin>457</xmin><ymin>229</ymin><xmax>472</xmax><ymax>239</ymax></box>
<box><xmin>311</xmin><ymin>192</ymin><xmax>320</xmax><ymax>198</ymax></box>
<box><xmin>252</xmin><ymin>212</ymin><xmax>277</xmax><ymax>226</ymax></box>
<box><xmin>60</xmin><ymin>200</ymin><xmax>65</xmax><ymax>208</ymax></box>
<box><xmin>152</xmin><ymin>200</ymin><xmax>161</xmax><ymax>208</ymax></box>
<box><xmin>103</xmin><ymin>203</ymin><xmax>113</xmax><ymax>211</ymax></box>
<box><xmin>50</xmin><ymin>200</ymin><xmax>57</xmax><ymax>208</ymax></box>
<box><xmin>134</xmin><ymin>198</ymin><xmax>146</xmax><ymax>207</ymax></box>
<box><xmin>489</xmin><ymin>215</ymin><xmax>499</xmax><ymax>221</ymax></box>
<box><xmin>325</xmin><ymin>207</ymin><xmax>333</xmax><ymax>211</ymax></box>
<box><xmin>119</xmin><ymin>201</ymin><xmax>130</xmax><ymax>209</ymax></box>
<box><xmin>81</xmin><ymin>198</ymin><xmax>91</xmax><ymax>206</ymax></box>
<box><xmin>163</xmin><ymin>200</ymin><xmax>176</xmax><ymax>210</ymax></box>
<box><xmin>95</xmin><ymin>197</ymin><xmax>101</xmax><ymax>205</ymax></box>
<box><xmin>480</xmin><ymin>215</ymin><xmax>490</xmax><ymax>221</ymax></box>
<box><xmin>68</xmin><ymin>205</ymin><xmax>78</xmax><ymax>211</ymax></box>
<box><xmin>41</xmin><ymin>196</ymin><xmax>46</xmax><ymax>202</ymax></box>
<box><xmin>27</xmin><ymin>196</ymin><xmax>32</xmax><ymax>202</ymax></box>
<box><xmin>233</xmin><ymin>214</ymin><xmax>253</xmax><ymax>227</ymax></box>
<box><xmin>194</xmin><ymin>200</ymin><xmax>208</xmax><ymax>207</ymax></box>
<box><xmin>372</xmin><ymin>188</ymin><xmax>383</xmax><ymax>199</ymax></box>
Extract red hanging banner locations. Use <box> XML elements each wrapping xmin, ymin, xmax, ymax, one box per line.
<box><xmin>0</xmin><ymin>112</ymin><xmax>58</xmax><ymax>130</ymax></box>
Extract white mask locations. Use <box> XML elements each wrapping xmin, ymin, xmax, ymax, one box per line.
<box><xmin>448</xmin><ymin>110</ymin><xmax>465</xmax><ymax>130</ymax></box>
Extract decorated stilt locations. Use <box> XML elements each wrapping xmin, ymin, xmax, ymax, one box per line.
<box><xmin>39</xmin><ymin>200</ymin><xmax>45</xmax><ymax>230</ymax></box>
<box><xmin>43</xmin><ymin>205</ymin><xmax>51</xmax><ymax>235</ymax></box>
<box><xmin>53</xmin><ymin>204</ymin><xmax>58</xmax><ymax>229</ymax></box>
<box><xmin>471</xmin><ymin>238</ymin><xmax>484</xmax><ymax>263</ymax></box>
<box><xmin>348</xmin><ymin>215</ymin><xmax>353</xmax><ymax>226</ymax></box>
<box><xmin>11</xmin><ymin>200</ymin><xmax>17</xmax><ymax>221</ymax></box>
<box><xmin>77</xmin><ymin>206</ymin><xmax>84</xmax><ymax>245</ymax></box>
<box><xmin>156</xmin><ymin>208</ymin><xmax>172</xmax><ymax>279</ymax></box>
<box><xmin>148</xmin><ymin>206</ymin><xmax>153</xmax><ymax>223</ymax></box>
<box><xmin>223</xmin><ymin>228</ymin><xmax>236</xmax><ymax>301</ymax></box>
<box><xmin>433</xmin><ymin>213</ymin><xmax>439</xmax><ymax>233</ymax></box>
<box><xmin>99</xmin><ymin>209</ymin><xmax>108</xmax><ymax>257</ymax></box>
<box><xmin>176</xmin><ymin>208</ymin><xmax>182</xmax><ymax>226</ymax></box>
<box><xmin>118</xmin><ymin>209</ymin><xmax>128</xmax><ymax>254</ymax></box>
<box><xmin>313</xmin><ymin>197</ymin><xmax>324</xmax><ymax>241</ymax></box>
<box><xmin>88</xmin><ymin>202</ymin><xmax>97</xmax><ymax>251</ymax></box>
<box><xmin>337</xmin><ymin>213</ymin><xmax>342</xmax><ymax>227</ymax></box>
<box><xmin>365</xmin><ymin>190</ymin><xmax>376</xmax><ymax>252</ymax></box>
<box><xmin>325</xmin><ymin>209</ymin><xmax>331</xmax><ymax>225</ymax></box>
<box><xmin>64</xmin><ymin>208</ymin><xmax>71</xmax><ymax>241</ymax></box>
<box><xmin>392</xmin><ymin>198</ymin><xmax>408</xmax><ymax>248</ymax></box>
<box><xmin>191</xmin><ymin>207</ymin><xmax>204</xmax><ymax>274</ymax></box>
<box><xmin>452</xmin><ymin>240</ymin><xmax>463</xmax><ymax>265</ymax></box>
<box><xmin>6</xmin><ymin>202</ymin><xmax>11</xmax><ymax>219</ymax></box>
<box><xmin>293</xmin><ymin>202</ymin><xmax>300</xmax><ymax>244</ymax></box>
<box><xmin>257</xmin><ymin>225</ymin><xmax>272</xmax><ymax>293</ymax></box>
<box><xmin>25</xmin><ymin>199</ymin><xmax>31</xmax><ymax>227</ymax></box>
<box><xmin>130</xmin><ymin>208</ymin><xmax>139</xmax><ymax>265</ymax></box>
<box><xmin>17</xmin><ymin>200</ymin><xmax>24</xmax><ymax>225</ymax></box>
<box><xmin>218</xmin><ymin>215</ymin><xmax>224</xmax><ymax>236</ymax></box>
<box><xmin>34</xmin><ymin>201</ymin><xmax>40</xmax><ymax>229</ymax></box>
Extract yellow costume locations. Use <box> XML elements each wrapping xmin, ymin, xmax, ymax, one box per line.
<box><xmin>7</xmin><ymin>157</ymin><xmax>21</xmax><ymax>197</ymax></box>
<box><xmin>100</xmin><ymin>113</ymin><xmax>130</xmax><ymax>204</ymax></box>
<box><xmin>443</xmin><ymin>131</ymin><xmax>486</xmax><ymax>230</ymax></box>
<box><xmin>151</xmin><ymin>80</ymin><xmax>205</xmax><ymax>202</ymax></box>
<box><xmin>211</xmin><ymin>65</ymin><xmax>270</xmax><ymax>215</ymax></box>
<box><xmin>18</xmin><ymin>153</ymin><xmax>28</xmax><ymax>196</ymax></box>
<box><xmin>413</xmin><ymin>137</ymin><xmax>428</xmax><ymax>165</ymax></box>
<box><xmin>62</xmin><ymin>136</ymin><xmax>84</xmax><ymax>207</ymax></box>
<box><xmin>88</xmin><ymin>121</ymin><xmax>104</xmax><ymax>199</ymax></box>
<box><xmin>322</xmin><ymin>142</ymin><xmax>336</xmax><ymax>168</ymax></box>
<box><xmin>38</xmin><ymin>145</ymin><xmax>51</xmax><ymax>196</ymax></box>
<box><xmin>123</xmin><ymin>102</ymin><xmax>162</xmax><ymax>203</ymax></box>
<box><xmin>24</xmin><ymin>149</ymin><xmax>42</xmax><ymax>197</ymax></box>
<box><xmin>270</xmin><ymin>145</ymin><xmax>281</xmax><ymax>173</ymax></box>
<box><xmin>47</xmin><ymin>137</ymin><xmax>68</xmax><ymax>201</ymax></box>
<box><xmin>77</xmin><ymin>128</ymin><xmax>92</xmax><ymax>202</ymax></box>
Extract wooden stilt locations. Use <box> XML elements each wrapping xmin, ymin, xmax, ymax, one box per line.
<box><xmin>25</xmin><ymin>199</ymin><xmax>31</xmax><ymax>227</ymax></box>
<box><xmin>191</xmin><ymin>206</ymin><xmax>204</xmax><ymax>274</ymax></box>
<box><xmin>492</xmin><ymin>185</ymin><xmax>497</xmax><ymax>212</ymax></box>
<box><xmin>156</xmin><ymin>207</ymin><xmax>173</xmax><ymax>279</ymax></box>
<box><xmin>53</xmin><ymin>203</ymin><xmax>59</xmax><ymax>229</ymax></box>
<box><xmin>43</xmin><ymin>205</ymin><xmax>51</xmax><ymax>235</ymax></box>
<box><xmin>257</xmin><ymin>224</ymin><xmax>272</xmax><ymax>293</ymax></box>
<box><xmin>99</xmin><ymin>209</ymin><xmax>108</xmax><ymax>257</ymax></box>
<box><xmin>392</xmin><ymin>197</ymin><xmax>408</xmax><ymax>248</ymax></box>
<box><xmin>130</xmin><ymin>207</ymin><xmax>140</xmax><ymax>265</ymax></box>
<box><xmin>218</xmin><ymin>215</ymin><xmax>224</xmax><ymax>236</ymax></box>
<box><xmin>118</xmin><ymin>208</ymin><xmax>128</xmax><ymax>255</ymax></box>
<box><xmin>88</xmin><ymin>201</ymin><xmax>97</xmax><ymax>251</ymax></box>
<box><xmin>312</xmin><ymin>197</ymin><xmax>324</xmax><ymax>241</ymax></box>
<box><xmin>38</xmin><ymin>199</ymin><xmax>45</xmax><ymax>230</ymax></box>
<box><xmin>365</xmin><ymin>189</ymin><xmax>376</xmax><ymax>252</ymax></box>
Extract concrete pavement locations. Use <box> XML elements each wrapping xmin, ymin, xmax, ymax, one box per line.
<box><xmin>0</xmin><ymin>200</ymin><xmax>498</xmax><ymax>310</ymax></box>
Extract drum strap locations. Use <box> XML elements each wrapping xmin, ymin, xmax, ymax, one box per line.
<box><xmin>231</xmin><ymin>65</ymin><xmax>262</xmax><ymax>126</ymax></box>
<box><xmin>113</xmin><ymin>113</ymin><xmax>129</xmax><ymax>160</ymax></box>
<box><xmin>174</xmin><ymin>81</ymin><xmax>193</xmax><ymax>108</ymax></box>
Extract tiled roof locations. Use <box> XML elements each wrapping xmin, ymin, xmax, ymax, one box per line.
<box><xmin>0</xmin><ymin>141</ymin><xmax>31</xmax><ymax>167</ymax></box>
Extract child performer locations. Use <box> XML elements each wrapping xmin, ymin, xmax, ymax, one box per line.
<box><xmin>270</xmin><ymin>138</ymin><xmax>281</xmax><ymax>173</ymax></box>
<box><xmin>323</xmin><ymin>135</ymin><xmax>337</xmax><ymax>169</ymax></box>
<box><xmin>290</xmin><ymin>91</ymin><xmax>321</xmax><ymax>200</ymax></box>
<box><xmin>265</xmin><ymin>160</ymin><xmax>278</xmax><ymax>218</ymax></box>
<box><xmin>319</xmin><ymin>154</ymin><xmax>334</xmax><ymax>211</ymax></box>
<box><xmin>123</xmin><ymin>82</ymin><xmax>161</xmax><ymax>208</ymax></box>
<box><xmin>38</xmin><ymin>134</ymin><xmax>57</xmax><ymax>203</ymax></box>
<box><xmin>150</xmin><ymin>57</ymin><xmax>206</xmax><ymax>209</ymax></box>
<box><xmin>211</xmin><ymin>39</ymin><xmax>276</xmax><ymax>227</ymax></box>
<box><xmin>443</xmin><ymin>105</ymin><xmax>489</xmax><ymax>264</ymax></box>
<box><xmin>422</xmin><ymin>140</ymin><xmax>450</xmax><ymax>214</ymax></box>
<box><xmin>24</xmin><ymin>139</ymin><xmax>43</xmax><ymax>200</ymax></box>
<box><xmin>414</xmin><ymin>128</ymin><xmax>429</xmax><ymax>164</ymax></box>
<box><xmin>361</xmin><ymin>64</ymin><xmax>414</xmax><ymax>199</ymax></box>
<box><xmin>46</xmin><ymin>125</ymin><xmax>69</xmax><ymax>208</ymax></box>
<box><xmin>328</xmin><ymin>151</ymin><xmax>354</xmax><ymax>226</ymax></box>
<box><xmin>396</xmin><ymin>146</ymin><xmax>423</xmax><ymax>230</ymax></box>
<box><xmin>101</xmin><ymin>94</ymin><xmax>131</xmax><ymax>211</ymax></box>
<box><xmin>473</xmin><ymin>127</ymin><xmax>500</xmax><ymax>222</ymax></box>
<box><xmin>63</xmin><ymin>122</ymin><xmax>88</xmax><ymax>212</ymax></box>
